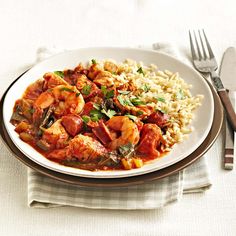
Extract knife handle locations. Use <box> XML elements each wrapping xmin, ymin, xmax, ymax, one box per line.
<box><xmin>218</xmin><ymin>89</ymin><xmax>236</xmax><ymax>132</ymax></box>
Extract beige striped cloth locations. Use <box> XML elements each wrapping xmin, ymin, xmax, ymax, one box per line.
<box><xmin>28</xmin><ymin>44</ymin><xmax>212</xmax><ymax>209</ymax></box>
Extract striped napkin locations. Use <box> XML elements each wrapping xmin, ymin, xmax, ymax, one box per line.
<box><xmin>28</xmin><ymin>44</ymin><xmax>212</xmax><ymax>209</ymax></box>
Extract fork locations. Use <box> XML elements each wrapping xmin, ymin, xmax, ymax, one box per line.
<box><xmin>189</xmin><ymin>29</ymin><xmax>236</xmax><ymax>132</ymax></box>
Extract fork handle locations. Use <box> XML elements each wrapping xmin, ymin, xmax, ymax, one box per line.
<box><xmin>218</xmin><ymin>89</ymin><xmax>236</xmax><ymax>132</ymax></box>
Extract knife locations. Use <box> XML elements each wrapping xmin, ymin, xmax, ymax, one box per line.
<box><xmin>220</xmin><ymin>47</ymin><xmax>236</xmax><ymax>170</ymax></box>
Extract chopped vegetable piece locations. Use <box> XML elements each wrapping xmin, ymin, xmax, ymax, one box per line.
<box><xmin>90</xmin><ymin>109</ymin><xmax>103</xmax><ymax>122</ymax></box>
<box><xmin>121</xmin><ymin>158</ymin><xmax>132</xmax><ymax>170</ymax></box>
<box><xmin>137</xmin><ymin>67</ymin><xmax>144</xmax><ymax>75</ymax></box>
<box><xmin>82</xmin><ymin>115</ymin><xmax>90</xmax><ymax>124</ymax></box>
<box><xmin>133</xmin><ymin>158</ymin><xmax>143</xmax><ymax>168</ymax></box>
<box><xmin>54</xmin><ymin>71</ymin><xmax>64</xmax><ymax>78</ymax></box>
<box><xmin>101</xmin><ymin>109</ymin><xmax>116</xmax><ymax>119</ymax></box>
<box><xmin>91</xmin><ymin>59</ymin><xmax>97</xmax><ymax>64</ymax></box>
<box><xmin>142</xmin><ymin>84</ymin><xmax>151</xmax><ymax>92</ymax></box>
<box><xmin>125</xmin><ymin>114</ymin><xmax>137</xmax><ymax>122</ymax></box>
<box><xmin>118</xmin><ymin>90</ymin><xmax>131</xmax><ymax>95</ymax></box>
<box><xmin>60</xmin><ymin>87</ymin><xmax>74</xmax><ymax>93</ymax></box>
<box><xmin>156</xmin><ymin>97</ymin><xmax>166</xmax><ymax>103</ymax></box>
<box><xmin>15</xmin><ymin>121</ymin><xmax>30</xmax><ymax>133</ymax></box>
<box><xmin>130</xmin><ymin>97</ymin><xmax>145</xmax><ymax>106</ymax></box>
<box><xmin>81</xmin><ymin>84</ymin><xmax>92</xmax><ymax>95</ymax></box>
<box><xmin>101</xmin><ymin>86</ymin><xmax>114</xmax><ymax>99</ymax></box>
<box><xmin>176</xmin><ymin>89</ymin><xmax>185</xmax><ymax>100</ymax></box>
<box><xmin>19</xmin><ymin>132</ymin><xmax>34</xmax><ymax>142</ymax></box>
<box><xmin>136</xmin><ymin>110</ymin><xmax>144</xmax><ymax>116</ymax></box>
<box><xmin>118</xmin><ymin>142</ymin><xmax>134</xmax><ymax>157</ymax></box>
<box><xmin>36</xmin><ymin>139</ymin><xmax>51</xmax><ymax>151</ymax></box>
<box><xmin>117</xmin><ymin>96</ymin><xmax>134</xmax><ymax>107</ymax></box>
<box><xmin>93</xmin><ymin>103</ymin><xmax>101</xmax><ymax>110</ymax></box>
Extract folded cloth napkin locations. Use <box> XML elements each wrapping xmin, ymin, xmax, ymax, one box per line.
<box><xmin>28</xmin><ymin>44</ymin><xmax>211</xmax><ymax>209</ymax></box>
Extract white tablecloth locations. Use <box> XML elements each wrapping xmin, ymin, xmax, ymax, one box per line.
<box><xmin>0</xmin><ymin>0</ymin><xmax>236</xmax><ymax>235</ymax></box>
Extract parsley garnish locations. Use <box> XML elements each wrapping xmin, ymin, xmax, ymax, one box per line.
<box><xmin>130</xmin><ymin>97</ymin><xmax>145</xmax><ymax>106</ymax></box>
<box><xmin>125</xmin><ymin>114</ymin><xmax>137</xmax><ymax>122</ymax></box>
<box><xmin>101</xmin><ymin>109</ymin><xmax>117</xmax><ymax>119</ymax></box>
<box><xmin>60</xmin><ymin>87</ymin><xmax>74</xmax><ymax>93</ymax></box>
<box><xmin>54</xmin><ymin>71</ymin><xmax>64</xmax><ymax>78</ymax></box>
<box><xmin>29</xmin><ymin>108</ymin><xmax>35</xmax><ymax>114</ymax></box>
<box><xmin>156</xmin><ymin>97</ymin><xmax>166</xmax><ymax>103</ymax></box>
<box><xmin>118</xmin><ymin>143</ymin><xmax>134</xmax><ymax>158</ymax></box>
<box><xmin>118</xmin><ymin>90</ymin><xmax>131</xmax><ymax>95</ymax></box>
<box><xmin>143</xmin><ymin>84</ymin><xmax>151</xmax><ymax>92</ymax></box>
<box><xmin>91</xmin><ymin>59</ymin><xmax>97</xmax><ymax>64</ymax></box>
<box><xmin>117</xmin><ymin>95</ymin><xmax>134</xmax><ymax>107</ymax></box>
<box><xmin>82</xmin><ymin>115</ymin><xmax>90</xmax><ymax>124</ymax></box>
<box><xmin>176</xmin><ymin>89</ymin><xmax>185</xmax><ymax>100</ymax></box>
<box><xmin>81</xmin><ymin>84</ymin><xmax>92</xmax><ymax>95</ymax></box>
<box><xmin>93</xmin><ymin>103</ymin><xmax>101</xmax><ymax>110</ymax></box>
<box><xmin>137</xmin><ymin>67</ymin><xmax>144</xmax><ymax>75</ymax></box>
<box><xmin>101</xmin><ymin>86</ymin><xmax>114</xmax><ymax>99</ymax></box>
<box><xmin>90</xmin><ymin>109</ymin><xmax>103</xmax><ymax>122</ymax></box>
<box><xmin>136</xmin><ymin>110</ymin><xmax>144</xmax><ymax>116</ymax></box>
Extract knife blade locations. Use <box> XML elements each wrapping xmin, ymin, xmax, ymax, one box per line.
<box><xmin>220</xmin><ymin>47</ymin><xmax>236</xmax><ymax>170</ymax></box>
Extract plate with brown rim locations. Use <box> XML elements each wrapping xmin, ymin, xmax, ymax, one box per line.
<box><xmin>1</xmin><ymin>48</ymin><xmax>214</xmax><ymax>178</ymax></box>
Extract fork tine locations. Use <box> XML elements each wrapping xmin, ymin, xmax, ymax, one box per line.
<box><xmin>193</xmin><ymin>30</ymin><xmax>202</xmax><ymax>60</ymax></box>
<box><xmin>189</xmin><ymin>30</ymin><xmax>197</xmax><ymax>60</ymax></box>
<box><xmin>198</xmin><ymin>30</ymin><xmax>207</xmax><ymax>59</ymax></box>
<box><xmin>202</xmin><ymin>29</ymin><xmax>215</xmax><ymax>59</ymax></box>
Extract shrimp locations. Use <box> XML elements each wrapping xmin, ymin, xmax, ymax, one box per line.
<box><xmin>43</xmin><ymin>72</ymin><xmax>69</xmax><ymax>90</ymax></box>
<box><xmin>106</xmin><ymin>116</ymin><xmax>140</xmax><ymax>150</ymax></box>
<box><xmin>103</xmin><ymin>61</ymin><xmax>118</xmax><ymax>74</ymax></box>
<box><xmin>68</xmin><ymin>134</ymin><xmax>108</xmax><ymax>162</ymax></box>
<box><xmin>93</xmin><ymin>71</ymin><xmax>115</xmax><ymax>87</ymax></box>
<box><xmin>33</xmin><ymin>85</ymin><xmax>85</xmax><ymax>121</ymax></box>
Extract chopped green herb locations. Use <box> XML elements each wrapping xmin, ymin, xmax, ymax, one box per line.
<box><xmin>136</xmin><ymin>110</ymin><xmax>144</xmax><ymax>116</ymax></box>
<box><xmin>60</xmin><ymin>87</ymin><xmax>74</xmax><ymax>93</ymax></box>
<box><xmin>176</xmin><ymin>89</ymin><xmax>185</xmax><ymax>100</ymax></box>
<box><xmin>93</xmin><ymin>103</ymin><xmax>101</xmax><ymax>110</ymax></box>
<box><xmin>90</xmin><ymin>109</ymin><xmax>103</xmax><ymax>122</ymax></box>
<box><xmin>29</xmin><ymin>108</ymin><xmax>35</xmax><ymax>114</ymax></box>
<box><xmin>54</xmin><ymin>71</ymin><xmax>64</xmax><ymax>78</ymax></box>
<box><xmin>91</xmin><ymin>59</ymin><xmax>97</xmax><ymax>64</ymax></box>
<box><xmin>106</xmin><ymin>90</ymin><xmax>114</xmax><ymax>99</ymax></box>
<box><xmin>143</xmin><ymin>84</ymin><xmax>151</xmax><ymax>92</ymax></box>
<box><xmin>82</xmin><ymin>115</ymin><xmax>90</xmax><ymax>124</ymax></box>
<box><xmin>76</xmin><ymin>92</ymin><xmax>81</xmax><ymax>97</ymax></box>
<box><xmin>117</xmin><ymin>96</ymin><xmax>134</xmax><ymax>107</ymax></box>
<box><xmin>156</xmin><ymin>97</ymin><xmax>166</xmax><ymax>103</ymax></box>
<box><xmin>117</xmin><ymin>96</ymin><xmax>125</xmax><ymax>106</ymax></box>
<box><xmin>101</xmin><ymin>109</ymin><xmax>117</xmax><ymax>119</ymax></box>
<box><xmin>130</xmin><ymin>97</ymin><xmax>145</xmax><ymax>106</ymax></box>
<box><xmin>118</xmin><ymin>90</ymin><xmax>131</xmax><ymax>95</ymax></box>
<box><xmin>81</xmin><ymin>84</ymin><xmax>92</xmax><ymax>95</ymax></box>
<box><xmin>101</xmin><ymin>85</ymin><xmax>107</xmax><ymax>94</ymax></box>
<box><xmin>118</xmin><ymin>142</ymin><xmax>134</xmax><ymax>158</ymax></box>
<box><xmin>101</xmin><ymin>86</ymin><xmax>114</xmax><ymax>99</ymax></box>
<box><xmin>137</xmin><ymin>67</ymin><xmax>144</xmax><ymax>75</ymax></box>
<box><xmin>125</xmin><ymin>114</ymin><xmax>137</xmax><ymax>122</ymax></box>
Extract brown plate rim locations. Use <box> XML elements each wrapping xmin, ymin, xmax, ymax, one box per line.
<box><xmin>0</xmin><ymin>72</ymin><xmax>223</xmax><ymax>187</ymax></box>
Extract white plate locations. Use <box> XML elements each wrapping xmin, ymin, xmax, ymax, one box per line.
<box><xmin>3</xmin><ymin>47</ymin><xmax>214</xmax><ymax>178</ymax></box>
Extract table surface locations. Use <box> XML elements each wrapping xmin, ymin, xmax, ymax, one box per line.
<box><xmin>0</xmin><ymin>0</ymin><xmax>236</xmax><ymax>235</ymax></box>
